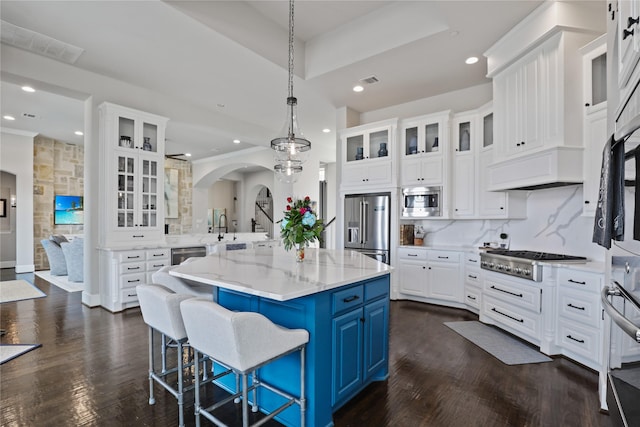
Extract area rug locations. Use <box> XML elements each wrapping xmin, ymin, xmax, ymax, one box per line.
<box><xmin>444</xmin><ymin>321</ymin><xmax>552</xmax><ymax>365</ymax></box>
<box><xmin>0</xmin><ymin>344</ymin><xmax>42</xmax><ymax>364</ymax></box>
<box><xmin>0</xmin><ymin>280</ymin><xmax>46</xmax><ymax>303</ymax></box>
<box><xmin>34</xmin><ymin>271</ymin><xmax>83</xmax><ymax>293</ymax></box>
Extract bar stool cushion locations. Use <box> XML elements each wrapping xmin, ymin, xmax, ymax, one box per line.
<box><xmin>137</xmin><ymin>284</ymin><xmax>194</xmax><ymax>341</ymax></box>
<box><xmin>151</xmin><ymin>265</ymin><xmax>213</xmax><ymax>299</ymax></box>
<box><xmin>181</xmin><ymin>299</ymin><xmax>309</xmax><ymax>372</ymax></box>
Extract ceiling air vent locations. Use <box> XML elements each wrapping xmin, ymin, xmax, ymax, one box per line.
<box><xmin>360</xmin><ymin>75</ymin><xmax>379</xmax><ymax>85</ymax></box>
<box><xmin>1</xmin><ymin>20</ymin><xmax>84</xmax><ymax>64</ymax></box>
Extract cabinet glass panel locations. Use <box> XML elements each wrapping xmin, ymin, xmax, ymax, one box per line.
<box><xmin>346</xmin><ymin>135</ymin><xmax>364</xmax><ymax>162</ymax></box>
<box><xmin>425</xmin><ymin>123</ymin><xmax>439</xmax><ymax>153</ymax></box>
<box><xmin>118</xmin><ymin>116</ymin><xmax>135</xmax><ymax>149</ymax></box>
<box><xmin>483</xmin><ymin>113</ymin><xmax>494</xmax><ymax>147</ymax></box>
<box><xmin>591</xmin><ymin>53</ymin><xmax>607</xmax><ymax>106</ymax></box>
<box><xmin>369</xmin><ymin>130</ymin><xmax>388</xmax><ymax>159</ymax></box>
<box><xmin>127</xmin><ymin>158</ymin><xmax>134</xmax><ymax>173</ymax></box>
<box><xmin>142</xmin><ymin>122</ymin><xmax>158</xmax><ymax>153</ymax></box>
<box><xmin>405</xmin><ymin>126</ymin><xmax>418</xmax><ymax>155</ymax></box>
<box><xmin>458</xmin><ymin>121</ymin><xmax>471</xmax><ymax>152</ymax></box>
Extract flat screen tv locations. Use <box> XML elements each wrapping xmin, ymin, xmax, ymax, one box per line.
<box><xmin>54</xmin><ymin>195</ymin><xmax>84</xmax><ymax>225</ymax></box>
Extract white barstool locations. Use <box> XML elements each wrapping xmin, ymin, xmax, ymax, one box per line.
<box><xmin>180</xmin><ymin>298</ymin><xmax>309</xmax><ymax>427</ymax></box>
<box><xmin>137</xmin><ymin>284</ymin><xmax>195</xmax><ymax>427</ymax></box>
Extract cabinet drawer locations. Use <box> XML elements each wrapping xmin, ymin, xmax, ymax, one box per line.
<box><xmin>147</xmin><ymin>260</ymin><xmax>169</xmax><ymax>271</ymax></box>
<box><xmin>117</xmin><ymin>251</ymin><xmax>145</xmax><ymax>263</ymax></box>
<box><xmin>120</xmin><ymin>288</ymin><xmax>139</xmax><ymax>303</ymax></box>
<box><xmin>557</xmin><ymin>321</ymin><xmax>601</xmax><ymax>364</ymax></box>
<box><xmin>120</xmin><ymin>273</ymin><xmax>146</xmax><ymax>289</ymax></box>
<box><xmin>364</xmin><ymin>278</ymin><xmax>389</xmax><ymax>302</ymax></box>
<box><xmin>121</xmin><ymin>261</ymin><xmax>146</xmax><ymax>274</ymax></box>
<box><xmin>465</xmin><ymin>286</ymin><xmax>481</xmax><ymax>309</ymax></box>
<box><xmin>558</xmin><ymin>269</ymin><xmax>602</xmax><ymax>293</ymax></box>
<box><xmin>398</xmin><ymin>247</ymin><xmax>427</xmax><ymax>260</ymax></box>
<box><xmin>483</xmin><ymin>295</ymin><xmax>541</xmax><ymax>341</ymax></box>
<box><xmin>465</xmin><ymin>253</ymin><xmax>481</xmax><ymax>267</ymax></box>
<box><xmin>558</xmin><ymin>290</ymin><xmax>601</xmax><ymax>328</ymax></box>
<box><xmin>483</xmin><ymin>278</ymin><xmax>541</xmax><ymax>313</ymax></box>
<box><xmin>146</xmin><ymin>248</ymin><xmax>170</xmax><ymax>260</ymax></box>
<box><xmin>333</xmin><ymin>285</ymin><xmax>364</xmax><ymax>315</ymax></box>
<box><xmin>465</xmin><ymin>269</ymin><xmax>481</xmax><ymax>286</ymax></box>
<box><xmin>428</xmin><ymin>250</ymin><xmax>460</xmax><ymax>263</ymax></box>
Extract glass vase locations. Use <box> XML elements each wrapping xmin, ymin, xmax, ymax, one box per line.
<box><xmin>295</xmin><ymin>244</ymin><xmax>305</xmax><ymax>262</ymax></box>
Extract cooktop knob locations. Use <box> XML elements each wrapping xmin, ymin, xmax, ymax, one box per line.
<box><xmin>504</xmin><ymin>265</ymin><xmax>512</xmax><ymax>272</ymax></box>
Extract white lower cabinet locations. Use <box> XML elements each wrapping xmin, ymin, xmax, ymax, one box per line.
<box><xmin>100</xmin><ymin>247</ymin><xmax>170</xmax><ymax>312</ymax></box>
<box><xmin>397</xmin><ymin>247</ymin><xmax>463</xmax><ymax>304</ymax></box>
<box><xmin>464</xmin><ymin>253</ymin><xmax>482</xmax><ymax>313</ymax></box>
<box><xmin>555</xmin><ymin>268</ymin><xmax>604</xmax><ymax>370</ymax></box>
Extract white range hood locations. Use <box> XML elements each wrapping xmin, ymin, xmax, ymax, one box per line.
<box><xmin>487</xmin><ymin>146</ymin><xmax>584</xmax><ymax>191</ymax></box>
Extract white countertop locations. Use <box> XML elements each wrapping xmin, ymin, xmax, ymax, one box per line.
<box><xmin>170</xmin><ymin>247</ymin><xmax>393</xmax><ymax>301</ymax></box>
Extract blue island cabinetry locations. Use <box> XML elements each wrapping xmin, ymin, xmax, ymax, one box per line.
<box><xmin>216</xmin><ymin>274</ymin><xmax>390</xmax><ymax>427</ymax></box>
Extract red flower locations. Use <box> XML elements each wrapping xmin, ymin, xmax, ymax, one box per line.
<box><xmin>304</xmin><ymin>196</ymin><xmax>310</xmax><ymax>201</ymax></box>
<box><xmin>286</xmin><ymin>205</ymin><xmax>291</xmax><ymax>211</ymax></box>
<box><xmin>287</xmin><ymin>197</ymin><xmax>293</xmax><ymax>203</ymax></box>
<box><xmin>300</xmin><ymin>207</ymin><xmax>307</xmax><ymax>215</ymax></box>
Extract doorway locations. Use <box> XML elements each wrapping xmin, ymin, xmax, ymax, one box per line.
<box><xmin>0</xmin><ymin>171</ymin><xmax>17</xmax><ymax>269</ymax></box>
<box><xmin>253</xmin><ymin>186</ymin><xmax>274</xmax><ymax>238</ymax></box>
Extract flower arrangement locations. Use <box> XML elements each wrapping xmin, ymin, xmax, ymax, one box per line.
<box><xmin>279</xmin><ymin>196</ymin><xmax>324</xmax><ymax>253</ymax></box>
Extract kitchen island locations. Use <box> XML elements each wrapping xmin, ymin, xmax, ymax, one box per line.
<box><xmin>170</xmin><ymin>247</ymin><xmax>392</xmax><ymax>427</ymax></box>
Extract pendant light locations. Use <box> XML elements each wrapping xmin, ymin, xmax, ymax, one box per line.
<box><xmin>271</xmin><ymin>0</ymin><xmax>310</xmax><ymax>182</ymax></box>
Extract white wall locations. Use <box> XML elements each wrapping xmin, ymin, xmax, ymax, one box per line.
<box><xmin>0</xmin><ymin>130</ymin><xmax>35</xmax><ymax>272</ymax></box>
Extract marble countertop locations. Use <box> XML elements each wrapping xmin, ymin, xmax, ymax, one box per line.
<box><xmin>170</xmin><ymin>247</ymin><xmax>393</xmax><ymax>301</ymax></box>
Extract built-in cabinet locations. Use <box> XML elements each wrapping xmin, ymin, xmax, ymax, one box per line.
<box><xmin>452</xmin><ymin>112</ymin><xmax>476</xmax><ymax>218</ymax></box>
<box><xmin>397</xmin><ymin>247</ymin><xmax>463</xmax><ymax>304</ymax></box>
<box><xmin>399</xmin><ymin>111</ymin><xmax>451</xmax><ymax>187</ymax></box>
<box><xmin>617</xmin><ymin>0</ymin><xmax>640</xmax><ymax>94</ymax></box>
<box><xmin>581</xmin><ymin>36</ymin><xmax>608</xmax><ymax>216</ymax></box>
<box><xmin>99</xmin><ymin>102</ymin><xmax>168</xmax><ymax>246</ymax></box>
<box><xmin>464</xmin><ymin>252</ymin><xmax>482</xmax><ymax>313</ymax></box>
<box><xmin>99</xmin><ymin>247</ymin><xmax>170</xmax><ymax>312</ymax></box>
<box><xmin>340</xmin><ymin>120</ymin><xmax>396</xmax><ymax>189</ymax></box>
<box><xmin>331</xmin><ymin>278</ymin><xmax>389</xmax><ymax>409</ymax></box>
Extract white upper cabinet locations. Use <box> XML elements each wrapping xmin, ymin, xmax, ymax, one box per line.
<box><xmin>452</xmin><ymin>111</ymin><xmax>477</xmax><ymax>218</ymax></box>
<box><xmin>340</xmin><ymin>119</ymin><xmax>397</xmax><ymax>190</ymax></box>
<box><xmin>618</xmin><ymin>0</ymin><xmax>640</xmax><ymax>91</ymax></box>
<box><xmin>99</xmin><ymin>102</ymin><xmax>168</xmax><ymax>247</ymax></box>
<box><xmin>399</xmin><ymin>111</ymin><xmax>451</xmax><ymax>187</ymax></box>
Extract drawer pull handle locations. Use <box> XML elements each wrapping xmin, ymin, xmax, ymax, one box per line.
<box><xmin>567</xmin><ymin>303</ymin><xmax>585</xmax><ymax>311</ymax></box>
<box><xmin>490</xmin><ymin>285</ymin><xmax>523</xmax><ymax>298</ymax></box>
<box><xmin>152</xmin><ymin>253</ymin><xmax>164</xmax><ymax>257</ymax></box>
<box><xmin>127</xmin><ymin>256</ymin><xmax>141</xmax><ymax>259</ymax></box>
<box><xmin>468</xmin><ymin>274</ymin><xmax>478</xmax><ymax>279</ymax></box>
<box><xmin>467</xmin><ymin>295</ymin><xmax>477</xmax><ymax>301</ymax></box>
<box><xmin>343</xmin><ymin>295</ymin><xmax>360</xmax><ymax>303</ymax></box>
<box><xmin>491</xmin><ymin>307</ymin><xmax>524</xmax><ymax>323</ymax></box>
<box><xmin>133</xmin><ymin>235</ymin><xmax>144</xmax><ymax>238</ymax></box>
<box><xmin>408</xmin><ymin>254</ymin><xmax>418</xmax><ymax>257</ymax></box>
<box><xmin>468</xmin><ymin>259</ymin><xmax>478</xmax><ymax>263</ymax></box>
<box><xmin>438</xmin><ymin>256</ymin><xmax>449</xmax><ymax>259</ymax></box>
<box><xmin>127</xmin><ymin>279</ymin><xmax>141</xmax><ymax>283</ymax></box>
<box><xmin>127</xmin><ymin>294</ymin><xmax>136</xmax><ymax>297</ymax></box>
<box><xmin>127</xmin><ymin>266</ymin><xmax>140</xmax><ymax>270</ymax></box>
<box><xmin>567</xmin><ymin>335</ymin><xmax>585</xmax><ymax>344</ymax></box>
<box><xmin>568</xmin><ymin>279</ymin><xmax>586</xmax><ymax>285</ymax></box>
<box><xmin>153</xmin><ymin>264</ymin><xmax>165</xmax><ymax>268</ymax></box>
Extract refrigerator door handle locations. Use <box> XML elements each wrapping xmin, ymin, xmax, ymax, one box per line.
<box><xmin>362</xmin><ymin>201</ymin><xmax>369</xmax><ymax>244</ymax></box>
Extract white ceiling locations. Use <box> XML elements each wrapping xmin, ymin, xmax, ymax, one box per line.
<box><xmin>2</xmin><ymin>0</ymin><xmax>599</xmax><ymax>164</ymax></box>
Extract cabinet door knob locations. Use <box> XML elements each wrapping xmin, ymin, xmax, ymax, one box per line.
<box><xmin>585</xmin><ymin>103</ymin><xmax>590</xmax><ymax>107</ymax></box>
<box><xmin>628</xmin><ymin>16</ymin><xmax>639</xmax><ymax>27</ymax></box>
<box><xmin>623</xmin><ymin>28</ymin><xmax>634</xmax><ymax>40</ymax></box>
<box><xmin>521</xmin><ymin>141</ymin><xmax>525</xmax><ymax>145</ymax></box>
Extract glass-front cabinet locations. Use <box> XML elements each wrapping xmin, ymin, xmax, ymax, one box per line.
<box><xmin>399</xmin><ymin>111</ymin><xmax>451</xmax><ymax>187</ymax></box>
<box><xmin>340</xmin><ymin>119</ymin><xmax>396</xmax><ymax>189</ymax></box>
<box><xmin>99</xmin><ymin>102</ymin><xmax>168</xmax><ymax>246</ymax></box>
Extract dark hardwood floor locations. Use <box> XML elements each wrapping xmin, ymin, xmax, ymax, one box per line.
<box><xmin>1</xmin><ymin>270</ymin><xmax>613</xmax><ymax>427</ymax></box>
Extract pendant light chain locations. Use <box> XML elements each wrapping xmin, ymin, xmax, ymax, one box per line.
<box><xmin>288</xmin><ymin>0</ymin><xmax>295</xmax><ymax>100</ymax></box>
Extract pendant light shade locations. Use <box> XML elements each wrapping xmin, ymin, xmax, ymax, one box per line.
<box><xmin>272</xmin><ymin>0</ymin><xmax>309</xmax><ymax>182</ymax></box>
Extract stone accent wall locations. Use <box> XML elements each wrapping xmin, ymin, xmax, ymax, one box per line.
<box><xmin>33</xmin><ymin>136</ymin><xmax>84</xmax><ymax>270</ymax></box>
<box><xmin>164</xmin><ymin>158</ymin><xmax>193</xmax><ymax>234</ymax></box>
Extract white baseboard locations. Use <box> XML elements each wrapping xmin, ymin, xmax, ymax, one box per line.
<box><xmin>82</xmin><ymin>292</ymin><xmax>101</xmax><ymax>307</ymax></box>
<box><xmin>0</xmin><ymin>261</ymin><xmax>16</xmax><ymax>269</ymax></box>
<box><xmin>15</xmin><ymin>264</ymin><xmax>35</xmax><ymax>273</ymax></box>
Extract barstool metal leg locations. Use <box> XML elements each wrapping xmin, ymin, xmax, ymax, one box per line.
<box><xmin>177</xmin><ymin>340</ymin><xmax>185</xmax><ymax>427</ymax></box>
<box><xmin>194</xmin><ymin>349</ymin><xmax>201</xmax><ymax>427</ymax></box>
<box><xmin>148</xmin><ymin>326</ymin><xmax>156</xmax><ymax>405</ymax></box>
<box><xmin>234</xmin><ymin>373</ymin><xmax>241</xmax><ymax>403</ymax></box>
<box><xmin>161</xmin><ymin>333</ymin><xmax>167</xmax><ymax>373</ymax></box>
<box><xmin>251</xmin><ymin>371</ymin><xmax>258</xmax><ymax>413</ymax></box>
<box><xmin>241</xmin><ymin>373</ymin><xmax>249</xmax><ymax>427</ymax></box>
<box><xmin>300</xmin><ymin>346</ymin><xmax>306</xmax><ymax>427</ymax></box>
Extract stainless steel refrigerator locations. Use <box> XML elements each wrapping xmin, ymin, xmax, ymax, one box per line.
<box><xmin>344</xmin><ymin>193</ymin><xmax>391</xmax><ymax>264</ymax></box>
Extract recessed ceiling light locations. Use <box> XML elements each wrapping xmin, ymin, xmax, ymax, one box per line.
<box><xmin>185</xmin><ymin>153</ymin><xmax>192</xmax><ymax>157</ymax></box>
<box><xmin>74</xmin><ymin>131</ymin><xmax>83</xmax><ymax>136</ymax></box>
<box><xmin>21</xmin><ymin>86</ymin><xmax>35</xmax><ymax>93</ymax></box>
<box><xmin>322</xmin><ymin>128</ymin><xmax>330</xmax><ymax>133</ymax></box>
<box><xmin>233</xmin><ymin>139</ymin><xmax>240</xmax><ymax>144</ymax></box>
<box><xmin>465</xmin><ymin>56</ymin><xmax>479</xmax><ymax>65</ymax></box>
<box><xmin>3</xmin><ymin>115</ymin><xmax>15</xmax><ymax>121</ymax></box>
<box><xmin>353</xmin><ymin>85</ymin><xmax>364</xmax><ymax>93</ymax></box>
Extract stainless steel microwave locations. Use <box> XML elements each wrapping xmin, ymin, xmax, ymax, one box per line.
<box><xmin>402</xmin><ymin>187</ymin><xmax>441</xmax><ymax>218</ymax></box>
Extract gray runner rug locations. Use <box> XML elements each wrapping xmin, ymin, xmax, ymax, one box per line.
<box><xmin>444</xmin><ymin>320</ymin><xmax>552</xmax><ymax>365</ymax></box>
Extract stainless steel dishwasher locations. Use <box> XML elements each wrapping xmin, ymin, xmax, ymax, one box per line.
<box><xmin>170</xmin><ymin>246</ymin><xmax>206</xmax><ymax>265</ymax></box>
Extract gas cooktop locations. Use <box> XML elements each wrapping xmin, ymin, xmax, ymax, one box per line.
<box><xmin>485</xmin><ymin>250</ymin><xmax>588</xmax><ymax>262</ymax></box>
